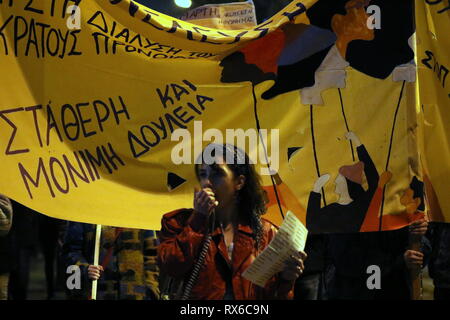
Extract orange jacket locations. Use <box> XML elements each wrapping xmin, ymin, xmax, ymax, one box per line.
<box><xmin>158</xmin><ymin>208</ymin><xmax>295</xmax><ymax>300</ymax></box>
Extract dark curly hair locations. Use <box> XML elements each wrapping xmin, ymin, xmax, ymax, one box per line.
<box><xmin>194</xmin><ymin>144</ymin><xmax>267</xmax><ymax>249</ymax></box>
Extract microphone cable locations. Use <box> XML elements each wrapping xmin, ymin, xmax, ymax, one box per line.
<box><xmin>180</xmin><ymin>210</ymin><xmax>215</xmax><ymax>300</ymax></box>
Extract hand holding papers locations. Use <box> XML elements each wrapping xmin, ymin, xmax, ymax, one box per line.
<box><xmin>242</xmin><ymin>211</ymin><xmax>308</xmax><ymax>287</ymax></box>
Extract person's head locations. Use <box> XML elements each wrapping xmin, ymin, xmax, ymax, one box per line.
<box><xmin>195</xmin><ymin>144</ymin><xmax>267</xmax><ymax>246</ymax></box>
<box><xmin>335</xmin><ymin>161</ymin><xmax>365</xmax><ymax>201</ymax></box>
<box><xmin>334</xmin><ymin>173</ymin><xmax>349</xmax><ymax>197</ymax></box>
<box><xmin>332</xmin><ymin>0</ymin><xmax>374</xmax><ymax>59</ymax></box>
<box><xmin>307</xmin><ymin>0</ymin><xmax>414</xmax><ymax>79</ymax></box>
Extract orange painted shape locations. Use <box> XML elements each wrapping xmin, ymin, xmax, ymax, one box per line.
<box><xmin>240</xmin><ymin>29</ymin><xmax>286</xmax><ymax>74</ymax></box>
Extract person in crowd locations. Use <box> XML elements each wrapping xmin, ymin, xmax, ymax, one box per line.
<box><xmin>158</xmin><ymin>143</ymin><xmax>307</xmax><ymax>300</ymax></box>
<box><xmin>61</xmin><ymin>223</ymin><xmax>160</xmax><ymax>300</ymax></box>
<box><xmin>7</xmin><ymin>201</ymin><xmax>39</xmax><ymax>300</ymax></box>
<box><xmin>294</xmin><ymin>234</ymin><xmax>328</xmax><ymax>300</ymax></box>
<box><xmin>0</xmin><ymin>194</ymin><xmax>13</xmax><ymax>300</ymax></box>
<box><xmin>37</xmin><ymin>215</ymin><xmax>66</xmax><ymax>299</ymax></box>
<box><xmin>426</xmin><ymin>222</ymin><xmax>450</xmax><ymax>300</ymax></box>
<box><xmin>325</xmin><ymin>218</ymin><xmax>429</xmax><ymax>300</ymax></box>
<box><xmin>7</xmin><ymin>202</ymin><xmax>65</xmax><ymax>300</ymax></box>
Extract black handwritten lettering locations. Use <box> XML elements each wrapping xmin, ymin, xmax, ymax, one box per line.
<box><xmin>151</xmin><ymin>118</ymin><xmax>168</xmax><ymax>140</ymax></box>
<box><xmin>128</xmin><ymin>82</ymin><xmax>214</xmax><ymax>158</ymax></box>
<box><xmin>88</xmin><ymin>11</ymin><xmax>109</xmax><ymax>33</ymax></box>
<box><xmin>167</xmin><ymin>20</ymin><xmax>185</xmax><ymax>35</ymax></box>
<box><xmin>2</xmin><ymin>15</ymin><xmax>82</xmax><ymax>58</ymax></box>
<box><xmin>49</xmin><ymin>156</ymin><xmax>70</xmax><ymax>194</ymax></box>
<box><xmin>196</xmin><ymin>95</ymin><xmax>214</xmax><ymax>110</ymax></box>
<box><xmin>142</xmin><ymin>9</ymin><xmax>163</xmax><ymax>31</ymax></box>
<box><xmin>19</xmin><ymin>143</ymin><xmax>125</xmax><ymax>199</ymax></box>
<box><xmin>188</xmin><ymin>52</ymin><xmax>217</xmax><ymax>58</ymax></box>
<box><xmin>46</xmin><ymin>103</ymin><xmax>63</xmax><ymax>146</ymax></box>
<box><xmin>36</xmin><ymin>22</ymin><xmax>50</xmax><ymax>57</ymax></box>
<box><xmin>222</xmin><ymin>31</ymin><xmax>248</xmax><ymax>45</ymax></box>
<box><xmin>157</xmin><ymin>86</ymin><xmax>174</xmax><ymax>109</ymax></box>
<box><xmin>84</xmin><ymin>145</ymin><xmax>115</xmax><ymax>177</ymax></box>
<box><xmin>0</xmin><ymin>107</ymin><xmax>30</xmax><ymax>155</ymax></box>
<box><xmin>46</xmin><ymin>28</ymin><xmax>59</xmax><ymax>56</ymax></box>
<box><xmin>93</xmin><ymin>100</ymin><xmax>110</xmax><ymax>132</ymax></box>
<box><xmin>128</xmin><ymin>1</ymin><xmax>139</xmax><ymax>17</ymax></box>
<box><xmin>116</xmin><ymin>28</ymin><xmax>130</xmax><ymax>42</ymax></box>
<box><xmin>91</xmin><ymin>31</ymin><xmax>186</xmax><ymax>58</ymax></box>
<box><xmin>171</xmin><ymin>84</ymin><xmax>190</xmax><ymax>101</ymax></box>
<box><xmin>110</xmin><ymin>96</ymin><xmax>130</xmax><ymax>124</ymax></box>
<box><xmin>128</xmin><ymin>130</ymin><xmax>150</xmax><ymax>158</ymax></box>
<box><xmin>173</xmin><ymin>106</ymin><xmax>194</xmax><ymax>124</ymax></box>
<box><xmin>62</xmin><ymin>1</ymin><xmax>82</xmax><ymax>19</ymax></box>
<box><xmin>167</xmin><ymin>47</ymin><xmax>181</xmax><ymax>55</ymax></box>
<box><xmin>422</xmin><ymin>50</ymin><xmax>433</xmax><ymax>69</ymax></box>
<box><xmin>422</xmin><ymin>50</ymin><xmax>449</xmax><ymax>88</ymax></box>
<box><xmin>78</xmin><ymin>150</ymin><xmax>96</xmax><ymax>181</ymax></box>
<box><xmin>92</xmin><ymin>32</ymin><xmax>109</xmax><ymax>54</ymax></box>
<box><xmin>141</xmin><ymin>125</ymin><xmax>160</xmax><ymax>147</ymax></box>
<box><xmin>165</xmin><ymin>113</ymin><xmax>187</xmax><ymax>132</ymax></box>
<box><xmin>61</xmin><ymin>104</ymin><xmax>80</xmax><ymax>141</ymax></box>
<box><xmin>129</xmin><ymin>33</ymin><xmax>143</xmax><ymax>47</ymax></box>
<box><xmin>0</xmin><ymin>15</ymin><xmax>13</xmax><ymax>55</ymax></box>
<box><xmin>25</xmin><ymin>0</ymin><xmax>44</xmax><ymax>15</ymax></box>
<box><xmin>76</xmin><ymin>102</ymin><xmax>96</xmax><ymax>138</ymax></box>
<box><xmin>19</xmin><ymin>157</ymin><xmax>55</xmax><ymax>199</ymax></box>
<box><xmin>25</xmin><ymin>105</ymin><xmax>43</xmax><ymax>147</ymax></box>
<box><xmin>191</xmin><ymin>26</ymin><xmax>221</xmax><ymax>45</ymax></box>
<box><xmin>253</xmin><ymin>20</ymin><xmax>273</xmax><ymax>39</ymax></box>
<box><xmin>0</xmin><ymin>1</ymin><xmax>15</xmax><ymax>8</ymax></box>
<box><xmin>63</xmin><ymin>152</ymin><xmax>90</xmax><ymax>187</ymax></box>
<box><xmin>68</xmin><ymin>30</ymin><xmax>82</xmax><ymax>56</ymax></box>
<box><xmin>101</xmin><ymin>143</ymin><xmax>125</xmax><ymax>170</ymax></box>
<box><xmin>282</xmin><ymin>2</ymin><xmax>307</xmax><ymax>21</ymax></box>
<box><xmin>14</xmin><ymin>15</ymin><xmax>28</xmax><ymax>57</ymax></box>
<box><xmin>426</xmin><ymin>0</ymin><xmax>450</xmax><ymax>13</ymax></box>
<box><xmin>186</xmin><ymin>102</ymin><xmax>201</xmax><ymax>115</ymax></box>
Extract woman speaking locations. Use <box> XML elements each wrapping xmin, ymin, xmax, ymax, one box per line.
<box><xmin>158</xmin><ymin>144</ymin><xmax>306</xmax><ymax>300</ymax></box>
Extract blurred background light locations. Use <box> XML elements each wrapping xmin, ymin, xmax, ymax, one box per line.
<box><xmin>174</xmin><ymin>0</ymin><xmax>193</xmax><ymax>8</ymax></box>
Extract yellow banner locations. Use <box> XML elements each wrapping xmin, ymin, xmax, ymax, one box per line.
<box><xmin>415</xmin><ymin>0</ymin><xmax>450</xmax><ymax>223</ymax></box>
<box><xmin>0</xmin><ymin>0</ymin><xmax>447</xmax><ymax>232</ymax></box>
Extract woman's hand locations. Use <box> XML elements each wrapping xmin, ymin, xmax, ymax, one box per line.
<box><xmin>88</xmin><ymin>265</ymin><xmax>104</xmax><ymax>281</ymax></box>
<box><xmin>194</xmin><ymin>188</ymin><xmax>219</xmax><ymax>217</ymax></box>
<box><xmin>0</xmin><ymin>195</ymin><xmax>12</xmax><ymax>226</ymax></box>
<box><xmin>0</xmin><ymin>195</ymin><xmax>12</xmax><ymax>236</ymax></box>
<box><xmin>404</xmin><ymin>250</ymin><xmax>423</xmax><ymax>269</ymax></box>
<box><xmin>409</xmin><ymin>219</ymin><xmax>428</xmax><ymax>236</ymax></box>
<box><xmin>0</xmin><ymin>208</ymin><xmax>8</xmax><ymax>227</ymax></box>
<box><xmin>280</xmin><ymin>251</ymin><xmax>307</xmax><ymax>281</ymax></box>
<box><xmin>313</xmin><ymin>174</ymin><xmax>330</xmax><ymax>193</ymax></box>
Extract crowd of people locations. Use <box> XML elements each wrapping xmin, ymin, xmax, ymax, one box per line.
<box><xmin>0</xmin><ymin>144</ymin><xmax>449</xmax><ymax>300</ymax></box>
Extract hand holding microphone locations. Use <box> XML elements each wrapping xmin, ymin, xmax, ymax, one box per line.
<box><xmin>194</xmin><ymin>187</ymin><xmax>219</xmax><ymax>217</ymax></box>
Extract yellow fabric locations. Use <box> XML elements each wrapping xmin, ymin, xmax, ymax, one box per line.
<box><xmin>415</xmin><ymin>1</ymin><xmax>450</xmax><ymax>222</ymax></box>
<box><xmin>0</xmin><ymin>0</ymin><xmax>448</xmax><ymax>231</ymax></box>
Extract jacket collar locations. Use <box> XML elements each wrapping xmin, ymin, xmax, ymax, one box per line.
<box><xmin>210</xmin><ymin>220</ymin><xmax>257</xmax><ymax>275</ymax></box>
<box><xmin>210</xmin><ymin>221</ymin><xmax>254</xmax><ymax>237</ymax></box>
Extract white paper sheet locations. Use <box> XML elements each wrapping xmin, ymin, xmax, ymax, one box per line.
<box><xmin>242</xmin><ymin>211</ymin><xmax>308</xmax><ymax>287</ymax></box>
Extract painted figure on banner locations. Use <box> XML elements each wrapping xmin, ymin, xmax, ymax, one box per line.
<box><xmin>220</xmin><ymin>0</ymin><xmax>415</xmax><ymax>103</ymax></box>
<box><xmin>306</xmin><ymin>132</ymin><xmax>379</xmax><ymax>233</ymax></box>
